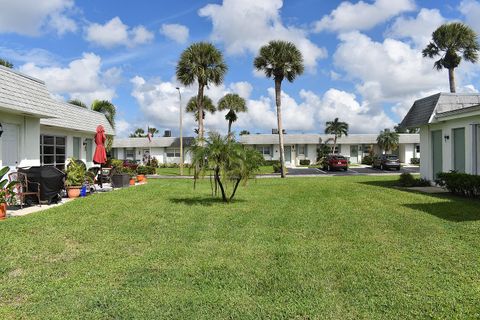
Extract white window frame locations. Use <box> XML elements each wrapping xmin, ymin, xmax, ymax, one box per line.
<box><xmin>40</xmin><ymin>135</ymin><xmax>66</xmax><ymax>170</ymax></box>
<box><xmin>166</xmin><ymin>148</ymin><xmax>181</xmax><ymax>158</ymax></box>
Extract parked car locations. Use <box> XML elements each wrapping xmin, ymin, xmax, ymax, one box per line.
<box><xmin>123</xmin><ymin>160</ymin><xmax>139</xmax><ymax>170</ymax></box>
<box><xmin>323</xmin><ymin>155</ymin><xmax>348</xmax><ymax>171</ymax></box>
<box><xmin>372</xmin><ymin>154</ymin><xmax>401</xmax><ymax>170</ymax></box>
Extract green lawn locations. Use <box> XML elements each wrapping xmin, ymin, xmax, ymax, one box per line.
<box><xmin>156</xmin><ymin>165</ymin><xmax>275</xmax><ymax>176</ymax></box>
<box><xmin>1</xmin><ymin>176</ymin><xmax>479</xmax><ymax>319</ymax></box>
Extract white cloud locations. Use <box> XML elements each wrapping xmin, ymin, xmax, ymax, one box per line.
<box><xmin>116</xmin><ymin>119</ymin><xmax>133</xmax><ymax>137</ymax></box>
<box><xmin>20</xmin><ymin>52</ymin><xmax>119</xmax><ymax>105</ymax></box>
<box><xmin>459</xmin><ymin>0</ymin><xmax>480</xmax><ymax>34</ymax></box>
<box><xmin>160</xmin><ymin>23</ymin><xmax>189</xmax><ymax>44</ymax></box>
<box><xmin>0</xmin><ymin>0</ymin><xmax>77</xmax><ymax>36</ymax></box>
<box><xmin>85</xmin><ymin>17</ymin><xmax>154</xmax><ymax>48</ymax></box>
<box><xmin>313</xmin><ymin>0</ymin><xmax>415</xmax><ymax>33</ymax></box>
<box><xmin>386</xmin><ymin>8</ymin><xmax>446</xmax><ymax>48</ymax></box>
<box><xmin>198</xmin><ymin>0</ymin><xmax>327</xmax><ymax>71</ymax></box>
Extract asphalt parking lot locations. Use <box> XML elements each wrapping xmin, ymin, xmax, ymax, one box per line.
<box><xmin>286</xmin><ymin>166</ymin><xmax>419</xmax><ymax>176</ymax></box>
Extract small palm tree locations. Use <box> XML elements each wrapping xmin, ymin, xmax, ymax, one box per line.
<box><xmin>254</xmin><ymin>40</ymin><xmax>304</xmax><ymax>178</ymax></box>
<box><xmin>129</xmin><ymin>128</ymin><xmax>145</xmax><ymax>138</ymax></box>
<box><xmin>423</xmin><ymin>22</ymin><xmax>479</xmax><ymax>93</ymax></box>
<box><xmin>0</xmin><ymin>58</ymin><xmax>13</xmax><ymax>68</ymax></box>
<box><xmin>176</xmin><ymin>42</ymin><xmax>228</xmax><ymax>140</ymax></box>
<box><xmin>218</xmin><ymin>93</ymin><xmax>247</xmax><ymax>135</ymax></box>
<box><xmin>91</xmin><ymin>100</ymin><xmax>116</xmax><ymax>129</ymax></box>
<box><xmin>147</xmin><ymin>127</ymin><xmax>159</xmax><ymax>137</ymax></box>
<box><xmin>186</xmin><ymin>95</ymin><xmax>216</xmax><ymax>128</ymax></box>
<box><xmin>68</xmin><ymin>99</ymin><xmax>87</xmax><ymax>108</ymax></box>
<box><xmin>325</xmin><ymin>118</ymin><xmax>349</xmax><ymax>155</ymax></box>
<box><xmin>377</xmin><ymin>129</ymin><xmax>399</xmax><ymax>154</ymax></box>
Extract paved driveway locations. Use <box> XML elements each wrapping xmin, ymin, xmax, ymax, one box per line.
<box><xmin>285</xmin><ymin>166</ymin><xmax>419</xmax><ymax>176</ymax></box>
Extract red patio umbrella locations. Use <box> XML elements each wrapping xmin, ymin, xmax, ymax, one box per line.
<box><xmin>93</xmin><ymin>125</ymin><xmax>107</xmax><ymax>188</ymax></box>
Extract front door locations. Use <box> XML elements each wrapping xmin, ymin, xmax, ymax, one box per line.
<box><xmin>284</xmin><ymin>146</ymin><xmax>292</xmax><ymax>165</ymax></box>
<box><xmin>350</xmin><ymin>145</ymin><xmax>358</xmax><ymax>164</ymax></box>
<box><xmin>1</xmin><ymin>123</ymin><xmax>19</xmax><ymax>167</ymax></box>
<box><xmin>432</xmin><ymin>130</ymin><xmax>443</xmax><ymax>178</ymax></box>
<box><xmin>453</xmin><ymin>128</ymin><xmax>465</xmax><ymax>173</ymax></box>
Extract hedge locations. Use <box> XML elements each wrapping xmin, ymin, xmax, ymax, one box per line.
<box><xmin>398</xmin><ymin>173</ymin><xmax>430</xmax><ymax>187</ymax></box>
<box><xmin>299</xmin><ymin>159</ymin><xmax>311</xmax><ymax>166</ymax></box>
<box><xmin>410</xmin><ymin>158</ymin><xmax>420</xmax><ymax>165</ymax></box>
<box><xmin>136</xmin><ymin>166</ymin><xmax>156</xmax><ymax>175</ymax></box>
<box><xmin>435</xmin><ymin>172</ymin><xmax>480</xmax><ymax>198</ymax></box>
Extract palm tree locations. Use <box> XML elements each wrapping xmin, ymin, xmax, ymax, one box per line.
<box><xmin>68</xmin><ymin>99</ymin><xmax>87</xmax><ymax>108</ymax></box>
<box><xmin>218</xmin><ymin>93</ymin><xmax>247</xmax><ymax>135</ymax></box>
<box><xmin>254</xmin><ymin>40</ymin><xmax>304</xmax><ymax>178</ymax></box>
<box><xmin>422</xmin><ymin>22</ymin><xmax>479</xmax><ymax>93</ymax></box>
<box><xmin>91</xmin><ymin>100</ymin><xmax>116</xmax><ymax>129</ymax></box>
<box><xmin>377</xmin><ymin>129</ymin><xmax>399</xmax><ymax>154</ymax></box>
<box><xmin>176</xmin><ymin>42</ymin><xmax>228</xmax><ymax>141</ymax></box>
<box><xmin>147</xmin><ymin>127</ymin><xmax>159</xmax><ymax>137</ymax></box>
<box><xmin>325</xmin><ymin>118</ymin><xmax>349</xmax><ymax>155</ymax></box>
<box><xmin>0</xmin><ymin>58</ymin><xmax>13</xmax><ymax>68</ymax></box>
<box><xmin>129</xmin><ymin>128</ymin><xmax>145</xmax><ymax>138</ymax></box>
<box><xmin>239</xmin><ymin>130</ymin><xmax>250</xmax><ymax>136</ymax></box>
<box><xmin>186</xmin><ymin>95</ymin><xmax>216</xmax><ymax>125</ymax></box>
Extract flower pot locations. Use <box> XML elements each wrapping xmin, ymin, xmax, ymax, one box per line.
<box><xmin>0</xmin><ymin>203</ymin><xmax>6</xmax><ymax>220</ymax></box>
<box><xmin>111</xmin><ymin>173</ymin><xmax>130</xmax><ymax>188</ymax></box>
<box><xmin>129</xmin><ymin>178</ymin><xmax>135</xmax><ymax>186</ymax></box>
<box><xmin>136</xmin><ymin>174</ymin><xmax>145</xmax><ymax>183</ymax></box>
<box><xmin>67</xmin><ymin>187</ymin><xmax>81</xmax><ymax>198</ymax></box>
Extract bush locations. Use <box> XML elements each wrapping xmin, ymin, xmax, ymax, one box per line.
<box><xmin>136</xmin><ymin>166</ymin><xmax>156</xmax><ymax>175</ymax></box>
<box><xmin>398</xmin><ymin>173</ymin><xmax>430</xmax><ymax>187</ymax></box>
<box><xmin>362</xmin><ymin>155</ymin><xmax>374</xmax><ymax>165</ymax></box>
<box><xmin>263</xmin><ymin>160</ymin><xmax>280</xmax><ymax>166</ymax></box>
<box><xmin>435</xmin><ymin>172</ymin><xmax>480</xmax><ymax>197</ymax></box>
<box><xmin>148</xmin><ymin>157</ymin><xmax>159</xmax><ymax>168</ymax></box>
<box><xmin>410</xmin><ymin>158</ymin><xmax>420</xmax><ymax>165</ymax></box>
<box><xmin>110</xmin><ymin>159</ymin><xmax>123</xmax><ymax>168</ymax></box>
<box><xmin>299</xmin><ymin>159</ymin><xmax>311</xmax><ymax>166</ymax></box>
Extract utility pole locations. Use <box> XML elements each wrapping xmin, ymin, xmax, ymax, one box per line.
<box><xmin>176</xmin><ymin>87</ymin><xmax>184</xmax><ymax>175</ymax></box>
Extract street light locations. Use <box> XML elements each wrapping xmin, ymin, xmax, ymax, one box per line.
<box><xmin>176</xmin><ymin>87</ymin><xmax>184</xmax><ymax>176</ymax></box>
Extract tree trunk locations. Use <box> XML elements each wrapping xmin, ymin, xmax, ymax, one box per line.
<box><xmin>448</xmin><ymin>68</ymin><xmax>456</xmax><ymax>93</ymax></box>
<box><xmin>229</xmin><ymin>179</ymin><xmax>241</xmax><ymax>201</ymax></box>
<box><xmin>275</xmin><ymin>78</ymin><xmax>286</xmax><ymax>178</ymax></box>
<box><xmin>215</xmin><ymin>169</ymin><xmax>227</xmax><ymax>202</ymax></box>
<box><xmin>227</xmin><ymin>119</ymin><xmax>232</xmax><ymax>136</ymax></box>
<box><xmin>332</xmin><ymin>135</ymin><xmax>337</xmax><ymax>155</ymax></box>
<box><xmin>197</xmin><ymin>85</ymin><xmax>205</xmax><ymax>140</ymax></box>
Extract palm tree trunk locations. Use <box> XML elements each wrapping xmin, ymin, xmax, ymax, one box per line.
<box><xmin>215</xmin><ymin>168</ymin><xmax>227</xmax><ymax>202</ymax></box>
<box><xmin>448</xmin><ymin>68</ymin><xmax>456</xmax><ymax>93</ymax></box>
<box><xmin>228</xmin><ymin>119</ymin><xmax>232</xmax><ymax>136</ymax></box>
<box><xmin>332</xmin><ymin>135</ymin><xmax>337</xmax><ymax>155</ymax></box>
<box><xmin>197</xmin><ymin>85</ymin><xmax>205</xmax><ymax>140</ymax></box>
<box><xmin>229</xmin><ymin>179</ymin><xmax>241</xmax><ymax>201</ymax></box>
<box><xmin>275</xmin><ymin>78</ymin><xmax>286</xmax><ymax>178</ymax></box>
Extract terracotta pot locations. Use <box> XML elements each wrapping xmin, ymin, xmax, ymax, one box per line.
<box><xmin>67</xmin><ymin>187</ymin><xmax>81</xmax><ymax>198</ymax></box>
<box><xmin>0</xmin><ymin>203</ymin><xmax>6</xmax><ymax>220</ymax></box>
<box><xmin>137</xmin><ymin>174</ymin><xmax>145</xmax><ymax>182</ymax></box>
<box><xmin>129</xmin><ymin>179</ymin><xmax>135</xmax><ymax>186</ymax></box>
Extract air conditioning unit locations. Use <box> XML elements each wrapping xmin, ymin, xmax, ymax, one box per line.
<box><xmin>272</xmin><ymin>129</ymin><xmax>278</xmax><ymax>134</ymax></box>
<box><xmin>164</xmin><ymin>130</ymin><xmax>171</xmax><ymax>137</ymax></box>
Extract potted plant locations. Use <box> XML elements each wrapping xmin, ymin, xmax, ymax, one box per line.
<box><xmin>0</xmin><ymin>166</ymin><xmax>17</xmax><ymax>220</ymax></box>
<box><xmin>111</xmin><ymin>166</ymin><xmax>130</xmax><ymax>188</ymax></box>
<box><xmin>136</xmin><ymin>166</ymin><xmax>147</xmax><ymax>183</ymax></box>
<box><xmin>128</xmin><ymin>168</ymin><xmax>136</xmax><ymax>186</ymax></box>
<box><xmin>65</xmin><ymin>159</ymin><xmax>86</xmax><ymax>198</ymax></box>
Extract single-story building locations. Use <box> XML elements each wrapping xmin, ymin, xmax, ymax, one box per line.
<box><xmin>0</xmin><ymin>65</ymin><xmax>114</xmax><ymax>171</ymax></box>
<box><xmin>112</xmin><ymin>133</ymin><xmax>419</xmax><ymax>167</ymax></box>
<box><xmin>112</xmin><ymin>136</ymin><xmax>195</xmax><ymax>164</ymax></box>
<box><xmin>239</xmin><ymin>133</ymin><xmax>419</xmax><ymax>167</ymax></box>
<box><xmin>401</xmin><ymin>92</ymin><xmax>480</xmax><ymax>181</ymax></box>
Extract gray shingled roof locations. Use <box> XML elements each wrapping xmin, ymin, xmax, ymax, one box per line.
<box><xmin>113</xmin><ymin>137</ymin><xmax>195</xmax><ymax>148</ymax></box>
<box><xmin>401</xmin><ymin>93</ymin><xmax>480</xmax><ymax>128</ymax></box>
<box><xmin>0</xmin><ymin>65</ymin><xmax>115</xmax><ymax>135</ymax></box>
<box><xmin>0</xmin><ymin>65</ymin><xmax>57</xmax><ymax>118</ymax></box>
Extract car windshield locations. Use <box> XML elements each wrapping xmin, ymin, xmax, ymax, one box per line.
<box><xmin>386</xmin><ymin>155</ymin><xmax>398</xmax><ymax>160</ymax></box>
<box><xmin>332</xmin><ymin>156</ymin><xmax>346</xmax><ymax>160</ymax></box>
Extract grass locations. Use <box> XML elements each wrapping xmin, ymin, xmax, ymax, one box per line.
<box><xmin>156</xmin><ymin>165</ymin><xmax>275</xmax><ymax>176</ymax></box>
<box><xmin>1</xmin><ymin>176</ymin><xmax>480</xmax><ymax>319</ymax></box>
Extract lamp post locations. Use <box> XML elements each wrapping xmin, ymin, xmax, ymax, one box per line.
<box><xmin>176</xmin><ymin>87</ymin><xmax>184</xmax><ymax>176</ymax></box>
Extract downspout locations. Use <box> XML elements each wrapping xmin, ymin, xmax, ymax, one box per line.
<box><xmin>471</xmin><ymin>123</ymin><xmax>478</xmax><ymax>175</ymax></box>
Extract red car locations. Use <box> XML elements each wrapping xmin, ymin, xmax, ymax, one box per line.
<box><xmin>122</xmin><ymin>160</ymin><xmax>139</xmax><ymax>170</ymax></box>
<box><xmin>323</xmin><ymin>155</ymin><xmax>348</xmax><ymax>171</ymax></box>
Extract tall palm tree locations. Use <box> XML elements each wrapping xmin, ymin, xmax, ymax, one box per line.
<box><xmin>68</xmin><ymin>99</ymin><xmax>87</xmax><ymax>108</ymax></box>
<box><xmin>377</xmin><ymin>129</ymin><xmax>399</xmax><ymax>154</ymax></box>
<box><xmin>0</xmin><ymin>58</ymin><xmax>13</xmax><ymax>68</ymax></box>
<box><xmin>254</xmin><ymin>40</ymin><xmax>304</xmax><ymax>178</ymax></box>
<box><xmin>423</xmin><ymin>22</ymin><xmax>479</xmax><ymax>93</ymax></box>
<box><xmin>91</xmin><ymin>100</ymin><xmax>116</xmax><ymax>129</ymax></box>
<box><xmin>186</xmin><ymin>95</ymin><xmax>216</xmax><ymax>127</ymax></box>
<box><xmin>325</xmin><ymin>118</ymin><xmax>349</xmax><ymax>155</ymax></box>
<box><xmin>147</xmin><ymin>127</ymin><xmax>159</xmax><ymax>137</ymax></box>
<box><xmin>176</xmin><ymin>42</ymin><xmax>228</xmax><ymax>141</ymax></box>
<box><xmin>218</xmin><ymin>93</ymin><xmax>247</xmax><ymax>135</ymax></box>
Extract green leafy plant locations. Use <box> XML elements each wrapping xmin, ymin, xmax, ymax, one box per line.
<box><xmin>137</xmin><ymin>166</ymin><xmax>156</xmax><ymax>175</ymax></box>
<box><xmin>398</xmin><ymin>173</ymin><xmax>430</xmax><ymax>187</ymax></box>
<box><xmin>0</xmin><ymin>166</ymin><xmax>17</xmax><ymax>205</ymax></box>
<box><xmin>299</xmin><ymin>159</ymin><xmax>311</xmax><ymax>166</ymax></box>
<box><xmin>435</xmin><ymin>172</ymin><xmax>480</xmax><ymax>197</ymax></box>
<box><xmin>190</xmin><ymin>132</ymin><xmax>263</xmax><ymax>202</ymax></box>
<box><xmin>410</xmin><ymin>158</ymin><xmax>420</xmax><ymax>165</ymax></box>
<box><xmin>65</xmin><ymin>159</ymin><xmax>87</xmax><ymax>187</ymax></box>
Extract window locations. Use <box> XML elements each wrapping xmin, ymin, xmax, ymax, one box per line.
<box><xmin>40</xmin><ymin>135</ymin><xmax>66</xmax><ymax>170</ymax></box>
<box><xmin>166</xmin><ymin>148</ymin><xmax>181</xmax><ymax>157</ymax></box>
<box><xmin>73</xmin><ymin>137</ymin><xmax>81</xmax><ymax>159</ymax></box>
<box><xmin>256</xmin><ymin>145</ymin><xmax>271</xmax><ymax>156</ymax></box>
<box><xmin>415</xmin><ymin>145</ymin><xmax>420</xmax><ymax>153</ymax></box>
<box><xmin>330</xmin><ymin>145</ymin><xmax>340</xmax><ymax>154</ymax></box>
<box><xmin>126</xmin><ymin>149</ymin><xmax>135</xmax><ymax>159</ymax></box>
<box><xmin>298</xmin><ymin>145</ymin><xmax>305</xmax><ymax>155</ymax></box>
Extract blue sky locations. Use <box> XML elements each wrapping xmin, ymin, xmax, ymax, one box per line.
<box><xmin>1</xmin><ymin>0</ymin><xmax>479</xmax><ymax>137</ymax></box>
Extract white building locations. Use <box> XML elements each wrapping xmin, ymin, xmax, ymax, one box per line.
<box><xmin>239</xmin><ymin>133</ymin><xmax>420</xmax><ymax>167</ymax></box>
<box><xmin>401</xmin><ymin>93</ymin><xmax>480</xmax><ymax>181</ymax></box>
<box><xmin>0</xmin><ymin>65</ymin><xmax>114</xmax><ymax>171</ymax></box>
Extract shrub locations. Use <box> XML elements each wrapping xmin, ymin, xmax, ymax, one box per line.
<box><xmin>148</xmin><ymin>157</ymin><xmax>159</xmax><ymax>168</ymax></box>
<box><xmin>110</xmin><ymin>159</ymin><xmax>123</xmax><ymax>168</ymax></box>
<box><xmin>263</xmin><ymin>160</ymin><xmax>280</xmax><ymax>166</ymax></box>
<box><xmin>137</xmin><ymin>166</ymin><xmax>156</xmax><ymax>175</ymax></box>
<box><xmin>299</xmin><ymin>159</ymin><xmax>311</xmax><ymax>166</ymax></box>
<box><xmin>362</xmin><ymin>155</ymin><xmax>374</xmax><ymax>165</ymax></box>
<box><xmin>397</xmin><ymin>173</ymin><xmax>429</xmax><ymax>187</ymax></box>
<box><xmin>435</xmin><ymin>172</ymin><xmax>480</xmax><ymax>197</ymax></box>
<box><xmin>272</xmin><ymin>162</ymin><xmax>282</xmax><ymax>173</ymax></box>
<box><xmin>410</xmin><ymin>158</ymin><xmax>420</xmax><ymax>165</ymax></box>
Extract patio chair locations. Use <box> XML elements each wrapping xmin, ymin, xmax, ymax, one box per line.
<box><xmin>8</xmin><ymin>172</ymin><xmax>41</xmax><ymax>208</ymax></box>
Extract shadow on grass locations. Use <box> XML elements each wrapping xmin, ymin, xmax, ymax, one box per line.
<box><xmin>169</xmin><ymin>196</ymin><xmax>246</xmax><ymax>206</ymax></box>
<box><xmin>357</xmin><ymin>180</ymin><xmax>480</xmax><ymax>222</ymax></box>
